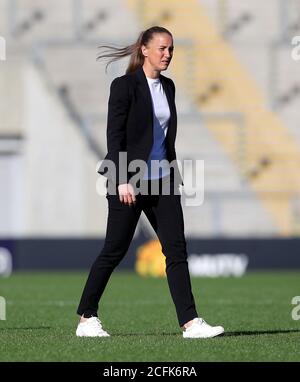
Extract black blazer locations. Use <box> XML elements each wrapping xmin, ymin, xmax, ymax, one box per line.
<box><xmin>98</xmin><ymin>65</ymin><xmax>183</xmax><ymax>187</ymax></box>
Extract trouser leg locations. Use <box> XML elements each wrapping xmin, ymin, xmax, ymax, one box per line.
<box><xmin>142</xmin><ymin>178</ymin><xmax>198</xmax><ymax>327</ymax></box>
<box><xmin>77</xmin><ymin>191</ymin><xmax>142</xmax><ymax>317</ymax></box>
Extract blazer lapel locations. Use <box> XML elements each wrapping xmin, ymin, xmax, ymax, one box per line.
<box><xmin>160</xmin><ymin>74</ymin><xmax>176</xmax><ymax>141</ymax></box>
<box><xmin>134</xmin><ymin>65</ymin><xmax>175</xmax><ymax>139</ymax></box>
<box><xmin>135</xmin><ymin>66</ymin><xmax>154</xmax><ymax>128</ymax></box>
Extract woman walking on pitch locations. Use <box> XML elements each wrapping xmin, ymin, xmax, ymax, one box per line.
<box><xmin>76</xmin><ymin>26</ymin><xmax>224</xmax><ymax>339</ymax></box>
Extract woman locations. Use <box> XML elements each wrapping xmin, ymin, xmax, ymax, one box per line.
<box><xmin>76</xmin><ymin>26</ymin><xmax>224</xmax><ymax>339</ymax></box>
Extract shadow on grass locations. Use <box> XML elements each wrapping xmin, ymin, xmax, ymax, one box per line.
<box><xmin>110</xmin><ymin>332</ymin><xmax>179</xmax><ymax>337</ymax></box>
<box><xmin>223</xmin><ymin>329</ymin><xmax>300</xmax><ymax>337</ymax></box>
<box><xmin>0</xmin><ymin>327</ymin><xmax>52</xmax><ymax>331</ymax></box>
<box><xmin>108</xmin><ymin>329</ymin><xmax>300</xmax><ymax>337</ymax></box>
<box><xmin>1</xmin><ymin>328</ymin><xmax>299</xmax><ymax>338</ymax></box>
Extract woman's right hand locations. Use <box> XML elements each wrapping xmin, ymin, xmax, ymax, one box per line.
<box><xmin>118</xmin><ymin>183</ymin><xmax>136</xmax><ymax>206</ymax></box>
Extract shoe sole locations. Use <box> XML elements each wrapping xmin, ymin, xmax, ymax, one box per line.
<box><xmin>183</xmin><ymin>328</ymin><xmax>225</xmax><ymax>339</ymax></box>
<box><xmin>76</xmin><ymin>329</ymin><xmax>110</xmax><ymax>337</ymax></box>
<box><xmin>76</xmin><ymin>334</ymin><xmax>110</xmax><ymax>337</ymax></box>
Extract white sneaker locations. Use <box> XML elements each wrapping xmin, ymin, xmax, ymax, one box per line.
<box><xmin>183</xmin><ymin>317</ymin><xmax>224</xmax><ymax>339</ymax></box>
<box><xmin>76</xmin><ymin>316</ymin><xmax>110</xmax><ymax>337</ymax></box>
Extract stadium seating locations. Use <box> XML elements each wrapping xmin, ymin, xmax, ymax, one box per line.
<box><xmin>1</xmin><ymin>0</ymin><xmax>300</xmax><ymax>237</ymax></box>
<box><xmin>127</xmin><ymin>0</ymin><xmax>300</xmax><ymax>236</ymax></box>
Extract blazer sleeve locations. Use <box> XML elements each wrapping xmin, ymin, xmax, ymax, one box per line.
<box><xmin>106</xmin><ymin>76</ymin><xmax>130</xmax><ymax>154</ymax></box>
<box><xmin>98</xmin><ymin>76</ymin><xmax>131</xmax><ymax>185</ymax></box>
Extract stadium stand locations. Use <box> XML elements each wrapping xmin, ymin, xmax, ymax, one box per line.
<box><xmin>1</xmin><ymin>0</ymin><xmax>300</xmax><ymax>238</ymax></box>
<box><xmin>127</xmin><ymin>0</ymin><xmax>300</xmax><ymax>236</ymax></box>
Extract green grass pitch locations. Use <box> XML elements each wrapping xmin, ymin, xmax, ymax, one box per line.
<box><xmin>0</xmin><ymin>271</ymin><xmax>299</xmax><ymax>361</ymax></box>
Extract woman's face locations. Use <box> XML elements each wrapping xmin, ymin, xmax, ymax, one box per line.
<box><xmin>142</xmin><ymin>33</ymin><xmax>174</xmax><ymax>71</ymax></box>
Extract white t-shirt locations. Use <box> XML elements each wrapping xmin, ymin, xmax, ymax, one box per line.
<box><xmin>143</xmin><ymin>76</ymin><xmax>171</xmax><ymax>180</ymax></box>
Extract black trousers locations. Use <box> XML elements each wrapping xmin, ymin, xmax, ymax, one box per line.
<box><xmin>77</xmin><ymin>174</ymin><xmax>198</xmax><ymax>327</ymax></box>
